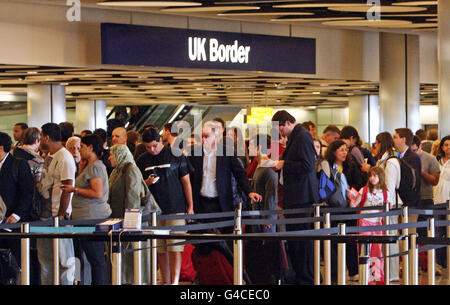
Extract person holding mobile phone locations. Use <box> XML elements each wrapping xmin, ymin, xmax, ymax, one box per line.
<box><xmin>136</xmin><ymin>128</ymin><xmax>194</xmax><ymax>285</ymax></box>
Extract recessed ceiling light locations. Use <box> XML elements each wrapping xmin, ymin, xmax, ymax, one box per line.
<box><xmin>274</xmin><ymin>3</ymin><xmax>367</xmax><ymax>9</ymax></box>
<box><xmin>378</xmin><ymin>22</ymin><xmax>437</xmax><ymax>28</ymax></box>
<box><xmin>218</xmin><ymin>10</ymin><xmax>313</xmax><ymax>16</ymax></box>
<box><xmin>393</xmin><ymin>1</ymin><xmax>437</xmax><ymax>5</ymax></box>
<box><xmin>329</xmin><ymin>5</ymin><xmax>427</xmax><ymax>13</ymax></box>
<box><xmin>322</xmin><ymin>19</ymin><xmax>412</xmax><ymax>27</ymax></box>
<box><xmin>98</xmin><ymin>1</ymin><xmax>201</xmax><ymax>7</ymax></box>
<box><xmin>161</xmin><ymin>5</ymin><xmax>259</xmax><ymax>12</ymax></box>
<box><xmin>27</xmin><ymin>71</ymin><xmax>38</xmax><ymax>74</ymax></box>
<box><xmin>271</xmin><ymin>17</ymin><xmax>364</xmax><ymax>22</ymax></box>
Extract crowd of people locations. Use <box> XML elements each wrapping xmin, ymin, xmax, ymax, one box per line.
<box><xmin>0</xmin><ymin>110</ymin><xmax>449</xmax><ymax>285</ymax></box>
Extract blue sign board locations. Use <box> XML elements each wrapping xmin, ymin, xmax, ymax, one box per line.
<box><xmin>101</xmin><ymin>23</ymin><xmax>316</xmax><ymax>74</ymax></box>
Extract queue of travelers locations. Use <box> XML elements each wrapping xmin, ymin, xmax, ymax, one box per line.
<box><xmin>0</xmin><ymin>114</ymin><xmax>448</xmax><ymax>285</ymax></box>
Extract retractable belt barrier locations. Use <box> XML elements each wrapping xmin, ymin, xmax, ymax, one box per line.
<box><xmin>3</xmin><ymin>201</ymin><xmax>449</xmax><ymax>286</ymax></box>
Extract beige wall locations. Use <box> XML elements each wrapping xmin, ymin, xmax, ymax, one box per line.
<box><xmin>0</xmin><ymin>0</ymin><xmax>434</xmax><ymax>82</ymax></box>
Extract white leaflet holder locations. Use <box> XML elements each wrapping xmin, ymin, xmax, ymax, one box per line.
<box><xmin>124</xmin><ymin>209</ymin><xmax>142</xmax><ymax>231</ymax></box>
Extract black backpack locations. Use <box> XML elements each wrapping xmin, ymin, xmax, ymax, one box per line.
<box><xmin>387</xmin><ymin>156</ymin><xmax>417</xmax><ymax>208</ymax></box>
<box><xmin>11</xmin><ymin>156</ymin><xmax>44</xmax><ymax>220</ymax></box>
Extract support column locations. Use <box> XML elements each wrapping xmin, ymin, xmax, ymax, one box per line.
<box><xmin>379</xmin><ymin>33</ymin><xmax>420</xmax><ymax>135</ymax></box>
<box><xmin>75</xmin><ymin>100</ymin><xmax>107</xmax><ymax>133</ymax></box>
<box><xmin>348</xmin><ymin>96</ymin><xmax>369</xmax><ymax>144</ymax></box>
<box><xmin>27</xmin><ymin>84</ymin><xmax>66</xmax><ymax>127</ymax></box>
<box><xmin>368</xmin><ymin>95</ymin><xmax>380</xmax><ymax>144</ymax></box>
<box><xmin>438</xmin><ymin>0</ymin><xmax>450</xmax><ymax>137</ymax></box>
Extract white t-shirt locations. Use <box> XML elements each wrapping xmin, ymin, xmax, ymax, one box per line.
<box><xmin>359</xmin><ymin>188</ymin><xmax>391</xmax><ymax>223</ymax></box>
<box><xmin>40</xmin><ymin>147</ymin><xmax>76</xmax><ymax>217</ymax></box>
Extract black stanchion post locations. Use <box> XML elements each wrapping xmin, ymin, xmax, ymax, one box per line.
<box><xmin>337</xmin><ymin>223</ymin><xmax>346</xmax><ymax>285</ymax></box>
<box><xmin>324</xmin><ymin>212</ymin><xmax>331</xmax><ymax>285</ymax></box>
<box><xmin>21</xmin><ymin>223</ymin><xmax>30</xmax><ymax>285</ymax></box>
<box><xmin>53</xmin><ymin>216</ymin><xmax>60</xmax><ymax>285</ymax></box>
<box><xmin>314</xmin><ymin>205</ymin><xmax>321</xmax><ymax>285</ymax></box>
<box><xmin>409</xmin><ymin>233</ymin><xmax>418</xmax><ymax>285</ymax></box>
<box><xmin>427</xmin><ymin>218</ymin><xmax>435</xmax><ymax>285</ymax></box>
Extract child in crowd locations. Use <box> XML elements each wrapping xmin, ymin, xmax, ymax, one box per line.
<box><xmin>350</xmin><ymin>166</ymin><xmax>390</xmax><ymax>285</ymax></box>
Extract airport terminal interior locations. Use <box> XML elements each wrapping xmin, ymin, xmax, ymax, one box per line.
<box><xmin>0</xmin><ymin>0</ymin><xmax>449</xmax><ymax>286</ymax></box>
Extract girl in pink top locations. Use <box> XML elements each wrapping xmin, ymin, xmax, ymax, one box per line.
<box><xmin>350</xmin><ymin>166</ymin><xmax>390</xmax><ymax>285</ymax></box>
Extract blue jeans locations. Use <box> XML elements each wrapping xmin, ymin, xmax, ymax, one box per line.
<box><xmin>74</xmin><ymin>239</ymin><xmax>109</xmax><ymax>285</ymax></box>
<box><xmin>37</xmin><ymin>238</ymin><xmax>75</xmax><ymax>285</ymax></box>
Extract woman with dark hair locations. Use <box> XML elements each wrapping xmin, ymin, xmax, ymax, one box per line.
<box><xmin>373</xmin><ymin>131</ymin><xmax>401</xmax><ymax>282</ymax></box>
<box><xmin>323</xmin><ymin>140</ymin><xmax>360</xmax><ymax>282</ymax></box>
<box><xmin>61</xmin><ymin>134</ymin><xmax>111</xmax><ymax>285</ymax></box>
<box><xmin>435</xmin><ymin>136</ymin><xmax>450</xmax><ymax>204</ymax></box>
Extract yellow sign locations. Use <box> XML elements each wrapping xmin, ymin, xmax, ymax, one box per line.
<box><xmin>250</xmin><ymin>107</ymin><xmax>273</xmax><ymax>117</ymax></box>
<box><xmin>246</xmin><ymin>115</ymin><xmax>265</xmax><ymax>124</ymax></box>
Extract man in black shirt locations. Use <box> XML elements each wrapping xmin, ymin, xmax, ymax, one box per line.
<box><xmin>136</xmin><ymin>128</ymin><xmax>193</xmax><ymax>285</ymax></box>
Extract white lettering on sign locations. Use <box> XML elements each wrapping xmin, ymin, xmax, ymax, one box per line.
<box><xmin>188</xmin><ymin>37</ymin><xmax>250</xmax><ymax>64</ymax></box>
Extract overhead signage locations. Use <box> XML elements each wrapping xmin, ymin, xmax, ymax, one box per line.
<box><xmin>101</xmin><ymin>23</ymin><xmax>316</xmax><ymax>74</ymax></box>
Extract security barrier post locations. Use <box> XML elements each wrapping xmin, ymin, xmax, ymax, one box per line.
<box><xmin>112</xmin><ymin>241</ymin><xmax>122</xmax><ymax>285</ymax></box>
<box><xmin>401</xmin><ymin>206</ymin><xmax>409</xmax><ymax>285</ymax></box>
<box><xmin>133</xmin><ymin>241</ymin><xmax>142</xmax><ymax>285</ymax></box>
<box><xmin>447</xmin><ymin>201</ymin><xmax>450</xmax><ymax>280</ymax></box>
<box><xmin>384</xmin><ymin>203</ymin><xmax>390</xmax><ymax>285</ymax></box>
<box><xmin>409</xmin><ymin>234</ymin><xmax>418</xmax><ymax>285</ymax></box>
<box><xmin>151</xmin><ymin>212</ymin><xmax>158</xmax><ymax>285</ymax></box>
<box><xmin>233</xmin><ymin>201</ymin><xmax>243</xmax><ymax>285</ymax></box>
<box><xmin>314</xmin><ymin>205</ymin><xmax>321</xmax><ymax>285</ymax></box>
<box><xmin>359</xmin><ymin>243</ymin><xmax>369</xmax><ymax>285</ymax></box>
<box><xmin>324</xmin><ymin>213</ymin><xmax>331</xmax><ymax>285</ymax></box>
<box><xmin>427</xmin><ymin>218</ymin><xmax>435</xmax><ymax>285</ymax></box>
<box><xmin>337</xmin><ymin>223</ymin><xmax>346</xmax><ymax>285</ymax></box>
<box><xmin>53</xmin><ymin>216</ymin><xmax>60</xmax><ymax>285</ymax></box>
<box><xmin>21</xmin><ymin>223</ymin><xmax>30</xmax><ymax>285</ymax></box>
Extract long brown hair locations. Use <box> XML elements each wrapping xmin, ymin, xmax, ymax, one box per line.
<box><xmin>367</xmin><ymin>166</ymin><xmax>387</xmax><ymax>193</ymax></box>
<box><xmin>375</xmin><ymin>132</ymin><xmax>394</xmax><ymax>161</ymax></box>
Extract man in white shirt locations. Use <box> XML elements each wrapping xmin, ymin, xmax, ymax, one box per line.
<box><xmin>188</xmin><ymin>121</ymin><xmax>261</xmax><ymax>232</ymax></box>
<box><xmin>37</xmin><ymin>123</ymin><xmax>76</xmax><ymax>285</ymax></box>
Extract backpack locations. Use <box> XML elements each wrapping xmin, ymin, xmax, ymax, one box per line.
<box><xmin>387</xmin><ymin>156</ymin><xmax>416</xmax><ymax>208</ymax></box>
<box><xmin>318</xmin><ymin>164</ymin><xmax>347</xmax><ymax>208</ymax></box>
<box><xmin>11</xmin><ymin>156</ymin><xmax>43</xmax><ymax>220</ymax></box>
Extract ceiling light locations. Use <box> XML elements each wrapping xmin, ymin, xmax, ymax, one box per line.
<box><xmin>274</xmin><ymin>3</ymin><xmax>367</xmax><ymax>9</ymax></box>
<box><xmin>322</xmin><ymin>19</ymin><xmax>412</xmax><ymax>27</ymax></box>
<box><xmin>393</xmin><ymin>1</ymin><xmax>437</xmax><ymax>5</ymax></box>
<box><xmin>27</xmin><ymin>71</ymin><xmax>38</xmax><ymax>74</ymax></box>
<box><xmin>218</xmin><ymin>10</ymin><xmax>313</xmax><ymax>16</ymax></box>
<box><xmin>377</xmin><ymin>22</ymin><xmax>437</xmax><ymax>28</ymax></box>
<box><xmin>161</xmin><ymin>5</ymin><xmax>259</xmax><ymax>12</ymax></box>
<box><xmin>98</xmin><ymin>0</ymin><xmax>201</xmax><ymax>7</ymax></box>
<box><xmin>329</xmin><ymin>5</ymin><xmax>427</xmax><ymax>13</ymax></box>
<box><xmin>271</xmin><ymin>17</ymin><xmax>364</xmax><ymax>22</ymax></box>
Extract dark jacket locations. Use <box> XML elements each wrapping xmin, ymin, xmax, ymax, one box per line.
<box><xmin>402</xmin><ymin>148</ymin><xmax>422</xmax><ymax>207</ymax></box>
<box><xmin>188</xmin><ymin>145</ymin><xmax>253</xmax><ymax>213</ymax></box>
<box><xmin>282</xmin><ymin>124</ymin><xmax>319</xmax><ymax>207</ymax></box>
<box><xmin>343</xmin><ymin>154</ymin><xmax>367</xmax><ymax>191</ymax></box>
<box><xmin>0</xmin><ymin>154</ymin><xmax>34</xmax><ymax>220</ymax></box>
